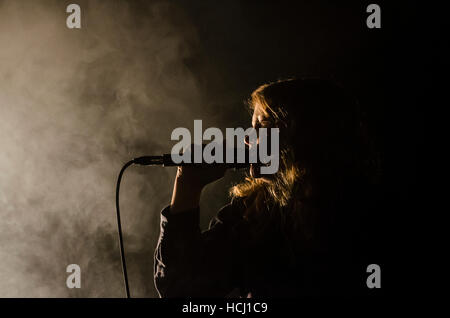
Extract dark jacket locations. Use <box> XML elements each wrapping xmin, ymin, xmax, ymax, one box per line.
<box><xmin>154</xmin><ymin>198</ymin><xmax>361</xmax><ymax>298</ymax></box>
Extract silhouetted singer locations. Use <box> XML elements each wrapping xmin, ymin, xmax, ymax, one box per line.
<box><xmin>154</xmin><ymin>78</ymin><xmax>377</xmax><ymax>297</ymax></box>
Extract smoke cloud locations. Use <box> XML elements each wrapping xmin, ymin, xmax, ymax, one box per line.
<box><xmin>0</xmin><ymin>0</ymin><xmax>243</xmax><ymax>297</ymax></box>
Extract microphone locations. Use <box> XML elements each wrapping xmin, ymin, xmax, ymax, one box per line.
<box><xmin>132</xmin><ymin>154</ymin><xmax>251</xmax><ymax>168</ymax></box>
<box><xmin>132</xmin><ymin>147</ymin><xmax>253</xmax><ymax>169</ymax></box>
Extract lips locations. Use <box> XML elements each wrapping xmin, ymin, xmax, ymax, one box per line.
<box><xmin>250</xmin><ymin>162</ymin><xmax>274</xmax><ymax>179</ymax></box>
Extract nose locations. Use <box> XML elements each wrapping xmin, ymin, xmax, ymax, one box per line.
<box><xmin>244</xmin><ymin>135</ymin><xmax>250</xmax><ymax>146</ymax></box>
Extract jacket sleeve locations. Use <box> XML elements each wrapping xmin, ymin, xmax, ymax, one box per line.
<box><xmin>153</xmin><ymin>202</ymin><xmax>242</xmax><ymax>298</ymax></box>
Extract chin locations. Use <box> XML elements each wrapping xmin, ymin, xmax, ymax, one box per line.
<box><xmin>250</xmin><ymin>164</ymin><xmax>274</xmax><ymax>181</ymax></box>
<box><xmin>249</xmin><ymin>164</ymin><xmax>258</xmax><ymax>178</ymax></box>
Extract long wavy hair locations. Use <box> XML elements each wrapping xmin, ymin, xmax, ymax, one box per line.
<box><xmin>231</xmin><ymin>78</ymin><xmax>378</xmax><ymax>244</ymax></box>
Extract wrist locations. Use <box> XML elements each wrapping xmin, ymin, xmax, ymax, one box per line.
<box><xmin>170</xmin><ymin>176</ymin><xmax>202</xmax><ymax>214</ymax></box>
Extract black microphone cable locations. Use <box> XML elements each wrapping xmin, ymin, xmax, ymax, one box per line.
<box><xmin>115</xmin><ymin>156</ymin><xmax>165</xmax><ymax>298</ymax></box>
<box><xmin>115</xmin><ymin>159</ymin><xmax>134</xmax><ymax>298</ymax></box>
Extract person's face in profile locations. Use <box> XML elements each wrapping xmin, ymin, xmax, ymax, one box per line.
<box><xmin>245</xmin><ymin>105</ymin><xmax>276</xmax><ymax>180</ymax></box>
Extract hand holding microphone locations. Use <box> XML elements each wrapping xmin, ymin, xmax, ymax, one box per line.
<box><xmin>148</xmin><ymin>142</ymin><xmax>252</xmax><ymax>214</ymax></box>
